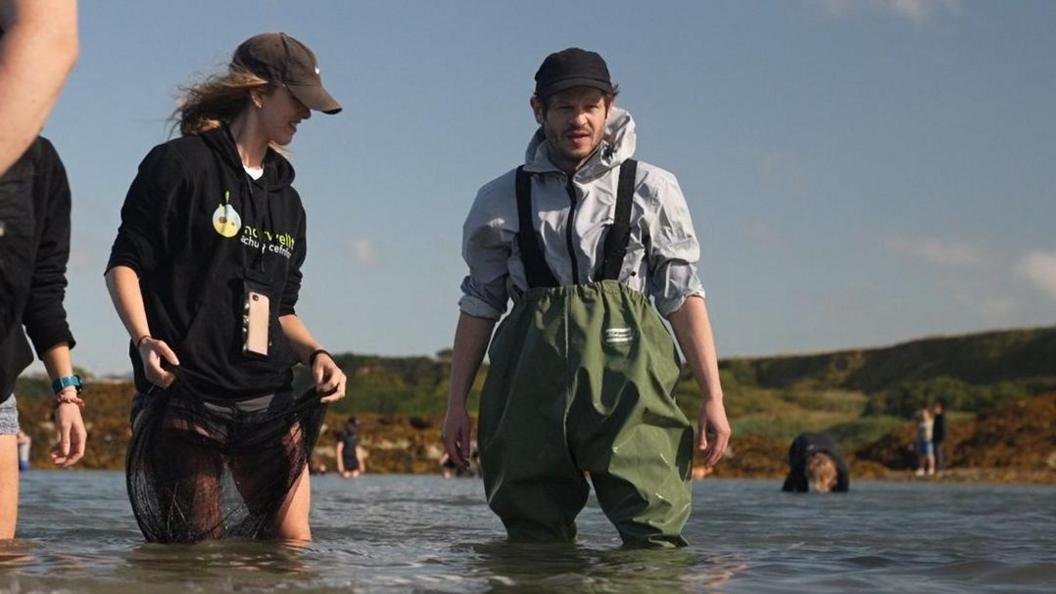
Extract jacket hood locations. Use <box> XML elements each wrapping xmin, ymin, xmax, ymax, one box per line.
<box><xmin>200</xmin><ymin>125</ymin><xmax>296</xmax><ymax>189</ymax></box>
<box><xmin>524</xmin><ymin>107</ymin><xmax>637</xmax><ymax>180</ymax></box>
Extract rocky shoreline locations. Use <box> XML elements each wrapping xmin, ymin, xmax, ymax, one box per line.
<box><xmin>16</xmin><ymin>383</ymin><xmax>1056</xmax><ymax>485</ymax></box>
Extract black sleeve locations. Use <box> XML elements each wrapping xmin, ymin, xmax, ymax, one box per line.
<box><xmin>835</xmin><ymin>467</ymin><xmax>850</xmax><ymax>492</ymax></box>
<box><xmin>279</xmin><ymin>204</ymin><xmax>307</xmax><ymax>316</ymax></box>
<box><xmin>788</xmin><ymin>434</ymin><xmax>806</xmax><ymax>468</ymax></box>
<box><xmin>21</xmin><ymin>139</ymin><xmax>76</xmax><ymax>357</ymax></box>
<box><xmin>783</xmin><ymin>434</ymin><xmax>809</xmax><ymax>492</ymax></box>
<box><xmin>106</xmin><ymin>144</ymin><xmax>189</xmax><ymax>275</ymax></box>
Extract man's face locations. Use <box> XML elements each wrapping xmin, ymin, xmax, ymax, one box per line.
<box><xmin>532</xmin><ymin>87</ymin><xmax>611</xmax><ymax>171</ymax></box>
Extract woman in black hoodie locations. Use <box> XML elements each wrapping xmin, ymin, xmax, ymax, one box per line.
<box><xmin>105</xmin><ymin>33</ymin><xmax>344</xmax><ymax>543</ymax></box>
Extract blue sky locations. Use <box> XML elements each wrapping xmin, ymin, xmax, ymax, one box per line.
<box><xmin>37</xmin><ymin>0</ymin><xmax>1056</xmax><ymax>375</ymax></box>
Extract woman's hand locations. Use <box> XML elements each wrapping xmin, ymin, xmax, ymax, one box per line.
<box><xmin>313</xmin><ymin>353</ymin><xmax>346</xmax><ymax>403</ymax></box>
<box><xmin>138</xmin><ymin>337</ymin><xmax>179</xmax><ymax>388</ymax></box>
<box><xmin>51</xmin><ymin>392</ymin><xmax>87</xmax><ymax>467</ymax></box>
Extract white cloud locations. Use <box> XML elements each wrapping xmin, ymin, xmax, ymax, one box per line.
<box><xmin>888</xmin><ymin>237</ymin><xmax>981</xmax><ymax>269</ymax></box>
<box><xmin>818</xmin><ymin>0</ymin><xmax>961</xmax><ymax>25</ymax></box>
<box><xmin>347</xmin><ymin>237</ymin><xmax>380</xmax><ymax>267</ymax></box>
<box><xmin>1016</xmin><ymin>251</ymin><xmax>1056</xmax><ymax>299</ymax></box>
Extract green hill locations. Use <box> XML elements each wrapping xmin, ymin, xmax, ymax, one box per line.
<box><xmin>19</xmin><ymin>325</ymin><xmax>1055</xmax><ymax>451</ymax></box>
<box><xmin>288</xmin><ymin>325</ymin><xmax>1056</xmax><ymax>450</ymax></box>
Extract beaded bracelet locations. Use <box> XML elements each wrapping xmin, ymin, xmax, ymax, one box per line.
<box><xmin>53</xmin><ymin>391</ymin><xmax>86</xmax><ymax>410</ymax></box>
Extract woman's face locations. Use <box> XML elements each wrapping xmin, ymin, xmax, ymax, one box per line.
<box><xmin>254</xmin><ymin>85</ymin><xmax>311</xmax><ymax>146</ymax></box>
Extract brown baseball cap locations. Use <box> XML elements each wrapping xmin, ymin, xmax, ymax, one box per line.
<box><xmin>233</xmin><ymin>32</ymin><xmax>342</xmax><ymax>115</ymax></box>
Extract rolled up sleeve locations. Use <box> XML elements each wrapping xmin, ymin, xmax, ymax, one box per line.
<box><xmin>646</xmin><ymin>172</ymin><xmax>706</xmax><ymax>317</ymax></box>
<box><xmin>458</xmin><ymin>186</ymin><xmax>512</xmax><ymax>320</ymax></box>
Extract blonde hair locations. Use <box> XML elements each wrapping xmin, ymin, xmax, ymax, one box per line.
<box><xmin>806</xmin><ymin>453</ymin><xmax>838</xmax><ymax>493</ymax></box>
<box><xmin>173</xmin><ymin>65</ymin><xmax>274</xmax><ymax>136</ymax></box>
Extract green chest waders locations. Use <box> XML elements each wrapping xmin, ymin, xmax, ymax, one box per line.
<box><xmin>479</xmin><ymin>160</ymin><xmax>694</xmax><ymax>547</ymax></box>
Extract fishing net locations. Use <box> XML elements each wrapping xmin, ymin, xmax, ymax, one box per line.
<box><xmin>126</xmin><ymin>382</ymin><xmax>327</xmax><ymax>543</ymax></box>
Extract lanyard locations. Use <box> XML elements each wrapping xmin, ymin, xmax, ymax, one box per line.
<box><xmin>234</xmin><ymin>174</ymin><xmax>273</xmax><ymax>282</ymax></box>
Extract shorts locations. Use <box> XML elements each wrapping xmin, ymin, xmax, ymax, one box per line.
<box><xmin>130</xmin><ymin>388</ymin><xmax>293</xmax><ymax>430</ymax></box>
<box><xmin>0</xmin><ymin>395</ymin><xmax>20</xmax><ymax>435</ymax></box>
<box><xmin>916</xmin><ymin>440</ymin><xmax>934</xmax><ymax>456</ymax></box>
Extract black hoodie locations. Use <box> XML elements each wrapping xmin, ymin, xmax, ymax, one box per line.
<box><xmin>107</xmin><ymin>126</ymin><xmax>307</xmax><ymax>400</ymax></box>
<box><xmin>0</xmin><ymin>137</ymin><xmax>77</xmax><ymax>401</ymax></box>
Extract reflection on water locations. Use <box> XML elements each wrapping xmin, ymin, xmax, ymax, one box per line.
<box><xmin>0</xmin><ymin>539</ymin><xmax>35</xmax><ymax>569</ymax></box>
<box><xmin>123</xmin><ymin>539</ymin><xmax>312</xmax><ymax>576</ymax></box>
<box><xmin>470</xmin><ymin>542</ymin><xmax>747</xmax><ymax>593</ymax></box>
<box><xmin>2</xmin><ymin>472</ymin><xmax>1054</xmax><ymax>593</ymax></box>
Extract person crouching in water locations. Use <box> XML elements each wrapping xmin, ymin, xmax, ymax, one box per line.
<box><xmin>105</xmin><ymin>33</ymin><xmax>346</xmax><ymax>543</ymax></box>
<box><xmin>442</xmin><ymin>48</ymin><xmax>731</xmax><ymax>548</ymax></box>
<box><xmin>782</xmin><ymin>433</ymin><xmax>849</xmax><ymax>493</ymax></box>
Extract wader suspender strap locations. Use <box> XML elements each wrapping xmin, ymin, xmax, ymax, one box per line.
<box><xmin>515</xmin><ymin>166</ymin><xmax>560</xmax><ymax>288</ymax></box>
<box><xmin>598</xmin><ymin>159</ymin><xmax>638</xmax><ymax>281</ymax></box>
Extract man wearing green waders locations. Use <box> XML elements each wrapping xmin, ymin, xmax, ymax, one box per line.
<box><xmin>443</xmin><ymin>48</ymin><xmax>730</xmax><ymax>548</ymax></box>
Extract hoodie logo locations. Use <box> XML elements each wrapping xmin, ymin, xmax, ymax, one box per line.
<box><xmin>212</xmin><ymin>191</ymin><xmax>242</xmax><ymax>238</ymax></box>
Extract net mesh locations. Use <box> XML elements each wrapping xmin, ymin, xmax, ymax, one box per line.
<box><xmin>126</xmin><ymin>383</ymin><xmax>326</xmax><ymax>543</ymax></box>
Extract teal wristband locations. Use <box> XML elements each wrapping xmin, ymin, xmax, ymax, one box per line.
<box><xmin>52</xmin><ymin>375</ymin><xmax>83</xmax><ymax>395</ymax></box>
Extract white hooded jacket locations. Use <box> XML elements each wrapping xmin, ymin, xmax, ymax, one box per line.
<box><xmin>459</xmin><ymin>107</ymin><xmax>705</xmax><ymax>319</ymax></box>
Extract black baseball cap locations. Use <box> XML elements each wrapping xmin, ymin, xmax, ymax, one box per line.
<box><xmin>534</xmin><ymin>48</ymin><xmax>614</xmax><ymax>100</ymax></box>
<box><xmin>233</xmin><ymin>32</ymin><xmax>342</xmax><ymax>114</ymax></box>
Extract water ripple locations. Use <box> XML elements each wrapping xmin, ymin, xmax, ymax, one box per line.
<box><xmin>5</xmin><ymin>473</ymin><xmax>1053</xmax><ymax>593</ymax></box>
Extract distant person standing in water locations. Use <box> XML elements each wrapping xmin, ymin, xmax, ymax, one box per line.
<box><xmin>782</xmin><ymin>433</ymin><xmax>849</xmax><ymax>493</ymax></box>
<box><xmin>914</xmin><ymin>408</ymin><xmax>935</xmax><ymax>476</ymax></box>
<box><xmin>336</xmin><ymin>416</ymin><xmax>367</xmax><ymax>478</ymax></box>
<box><xmin>443</xmin><ymin>48</ymin><xmax>730</xmax><ymax>547</ymax></box>
<box><xmin>106</xmin><ymin>33</ymin><xmax>345</xmax><ymax>543</ymax></box>
<box><xmin>931</xmin><ymin>401</ymin><xmax>946</xmax><ymax>473</ymax></box>
<box><xmin>15</xmin><ymin>430</ymin><xmax>29</xmax><ymax>471</ymax></box>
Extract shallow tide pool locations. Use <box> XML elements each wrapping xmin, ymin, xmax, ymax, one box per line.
<box><xmin>2</xmin><ymin>472</ymin><xmax>1053</xmax><ymax>593</ymax></box>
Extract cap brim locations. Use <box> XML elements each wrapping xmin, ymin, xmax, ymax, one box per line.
<box><xmin>288</xmin><ymin>83</ymin><xmax>342</xmax><ymax>115</ymax></box>
<box><xmin>537</xmin><ymin>77</ymin><xmax>614</xmax><ymax>99</ymax></box>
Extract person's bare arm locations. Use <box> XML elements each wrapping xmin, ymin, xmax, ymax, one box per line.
<box><xmin>441</xmin><ymin>312</ymin><xmax>495</xmax><ymax>468</ymax></box>
<box><xmin>279</xmin><ymin>314</ymin><xmax>346</xmax><ymax>403</ymax></box>
<box><xmin>40</xmin><ymin>342</ymin><xmax>86</xmax><ymax>466</ymax></box>
<box><xmin>667</xmin><ymin>295</ymin><xmax>731</xmax><ymax>468</ymax></box>
<box><xmin>0</xmin><ymin>0</ymin><xmax>79</xmax><ymax>176</ymax></box>
<box><xmin>105</xmin><ymin>265</ymin><xmax>179</xmax><ymax>387</ymax></box>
